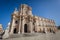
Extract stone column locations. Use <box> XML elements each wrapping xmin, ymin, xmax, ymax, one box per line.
<box><xmin>35</xmin><ymin>20</ymin><xmax>38</xmax><ymax>32</ymax></box>
<box><xmin>21</xmin><ymin>17</ymin><xmax>24</xmax><ymax>34</ymax></box>
<box><xmin>30</xmin><ymin>21</ymin><xmax>33</xmax><ymax>33</ymax></box>
<box><xmin>45</xmin><ymin>27</ymin><xmax>48</xmax><ymax>33</ymax></box>
<box><xmin>28</xmin><ymin>17</ymin><xmax>33</xmax><ymax>33</ymax></box>
<box><xmin>10</xmin><ymin>16</ymin><xmax>15</xmax><ymax>34</ymax></box>
<box><xmin>18</xmin><ymin>17</ymin><xmax>21</xmax><ymax>34</ymax></box>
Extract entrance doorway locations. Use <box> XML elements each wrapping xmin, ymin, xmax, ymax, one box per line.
<box><xmin>13</xmin><ymin>28</ymin><xmax>17</xmax><ymax>34</ymax></box>
<box><xmin>24</xmin><ymin>24</ymin><xmax>28</xmax><ymax>33</ymax></box>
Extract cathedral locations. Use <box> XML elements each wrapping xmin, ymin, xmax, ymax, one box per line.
<box><xmin>9</xmin><ymin>4</ymin><xmax>57</xmax><ymax>34</ymax></box>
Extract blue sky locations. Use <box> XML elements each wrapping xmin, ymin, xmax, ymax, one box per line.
<box><xmin>0</xmin><ymin>0</ymin><xmax>60</xmax><ymax>30</ymax></box>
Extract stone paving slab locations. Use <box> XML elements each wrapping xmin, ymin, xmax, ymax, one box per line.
<box><xmin>1</xmin><ymin>31</ymin><xmax>60</xmax><ymax>40</ymax></box>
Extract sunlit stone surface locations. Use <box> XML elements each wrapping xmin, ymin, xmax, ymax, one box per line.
<box><xmin>2</xmin><ymin>4</ymin><xmax>58</xmax><ymax>39</ymax></box>
<box><xmin>3</xmin><ymin>31</ymin><xmax>60</xmax><ymax>40</ymax></box>
<box><xmin>0</xmin><ymin>24</ymin><xmax>3</xmax><ymax>32</ymax></box>
<box><xmin>8</xmin><ymin>4</ymin><xmax>57</xmax><ymax>34</ymax></box>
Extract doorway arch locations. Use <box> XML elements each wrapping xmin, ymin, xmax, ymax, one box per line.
<box><xmin>24</xmin><ymin>24</ymin><xmax>28</xmax><ymax>33</ymax></box>
<box><xmin>13</xmin><ymin>28</ymin><xmax>17</xmax><ymax>34</ymax></box>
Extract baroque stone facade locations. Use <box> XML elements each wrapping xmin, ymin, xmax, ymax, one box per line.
<box><xmin>9</xmin><ymin>4</ymin><xmax>57</xmax><ymax>34</ymax></box>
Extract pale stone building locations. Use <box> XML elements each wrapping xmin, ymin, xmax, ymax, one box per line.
<box><xmin>0</xmin><ymin>24</ymin><xmax>3</xmax><ymax>32</ymax></box>
<box><xmin>9</xmin><ymin>4</ymin><xmax>57</xmax><ymax>34</ymax></box>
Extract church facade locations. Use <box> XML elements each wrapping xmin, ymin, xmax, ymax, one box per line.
<box><xmin>9</xmin><ymin>4</ymin><xmax>57</xmax><ymax>34</ymax></box>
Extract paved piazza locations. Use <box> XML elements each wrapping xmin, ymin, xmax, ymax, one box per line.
<box><xmin>2</xmin><ymin>30</ymin><xmax>60</xmax><ymax>40</ymax></box>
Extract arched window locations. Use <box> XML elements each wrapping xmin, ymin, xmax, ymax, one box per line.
<box><xmin>15</xmin><ymin>21</ymin><xmax>18</xmax><ymax>24</ymax></box>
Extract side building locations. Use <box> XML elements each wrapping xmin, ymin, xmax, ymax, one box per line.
<box><xmin>9</xmin><ymin>4</ymin><xmax>57</xmax><ymax>34</ymax></box>
<box><xmin>0</xmin><ymin>24</ymin><xmax>3</xmax><ymax>32</ymax></box>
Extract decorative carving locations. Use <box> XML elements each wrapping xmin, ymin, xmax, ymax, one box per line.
<box><xmin>9</xmin><ymin>4</ymin><xmax>57</xmax><ymax>34</ymax></box>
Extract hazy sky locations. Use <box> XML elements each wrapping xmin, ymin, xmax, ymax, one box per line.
<box><xmin>0</xmin><ymin>0</ymin><xmax>60</xmax><ymax>30</ymax></box>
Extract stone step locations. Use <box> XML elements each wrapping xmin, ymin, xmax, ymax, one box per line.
<box><xmin>3</xmin><ymin>33</ymin><xmax>55</xmax><ymax>40</ymax></box>
<box><xmin>9</xmin><ymin>33</ymin><xmax>39</xmax><ymax>38</ymax></box>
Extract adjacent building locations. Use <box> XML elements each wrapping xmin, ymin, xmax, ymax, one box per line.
<box><xmin>0</xmin><ymin>24</ymin><xmax>3</xmax><ymax>32</ymax></box>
